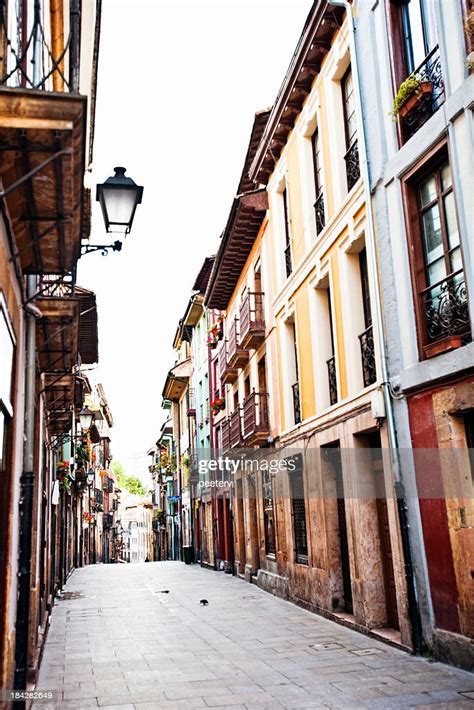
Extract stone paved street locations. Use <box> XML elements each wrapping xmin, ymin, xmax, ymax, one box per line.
<box><xmin>35</xmin><ymin>562</ymin><xmax>474</xmax><ymax>709</ymax></box>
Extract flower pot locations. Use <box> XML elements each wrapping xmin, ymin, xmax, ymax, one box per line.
<box><xmin>424</xmin><ymin>334</ymin><xmax>463</xmax><ymax>359</ymax></box>
<box><xmin>398</xmin><ymin>82</ymin><xmax>432</xmax><ymax>118</ymax></box>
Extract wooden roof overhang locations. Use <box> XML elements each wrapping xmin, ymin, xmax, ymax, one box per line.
<box><xmin>205</xmin><ymin>189</ymin><xmax>268</xmax><ymax>311</ymax></box>
<box><xmin>192</xmin><ymin>256</ymin><xmax>215</xmax><ymax>294</ymax></box>
<box><xmin>0</xmin><ymin>87</ymin><xmax>87</xmax><ymax>274</ymax></box>
<box><xmin>249</xmin><ymin>1</ymin><xmax>344</xmax><ymax>184</ymax></box>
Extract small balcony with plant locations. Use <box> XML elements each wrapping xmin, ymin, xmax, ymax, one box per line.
<box><xmin>391</xmin><ymin>47</ymin><xmax>445</xmax><ymax>142</ymax></box>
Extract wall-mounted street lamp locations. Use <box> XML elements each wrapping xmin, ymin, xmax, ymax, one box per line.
<box><xmin>81</xmin><ymin>167</ymin><xmax>144</xmax><ymax>256</ymax></box>
<box><xmin>87</xmin><ymin>469</ymin><xmax>95</xmax><ymax>487</ymax></box>
<box><xmin>79</xmin><ymin>406</ymin><xmax>94</xmax><ymax>431</ymax></box>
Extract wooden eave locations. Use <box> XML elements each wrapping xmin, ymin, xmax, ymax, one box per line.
<box><xmin>0</xmin><ymin>87</ymin><xmax>87</xmax><ymax>274</ymax></box>
<box><xmin>192</xmin><ymin>256</ymin><xmax>215</xmax><ymax>294</ymax></box>
<box><xmin>249</xmin><ymin>1</ymin><xmax>344</xmax><ymax>184</ymax></box>
<box><xmin>205</xmin><ymin>190</ymin><xmax>268</xmax><ymax>311</ymax></box>
<box><xmin>237</xmin><ymin>109</ymin><xmax>271</xmax><ymax>194</ymax></box>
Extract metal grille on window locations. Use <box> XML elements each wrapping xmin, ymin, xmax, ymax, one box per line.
<box><xmin>289</xmin><ymin>454</ymin><xmax>308</xmax><ymax>564</ymax></box>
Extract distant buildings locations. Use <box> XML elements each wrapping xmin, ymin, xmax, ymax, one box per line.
<box><xmin>151</xmin><ymin>0</ymin><xmax>474</xmax><ymax>671</ymax></box>
<box><xmin>118</xmin><ymin>492</ymin><xmax>153</xmax><ymax>564</ymax></box>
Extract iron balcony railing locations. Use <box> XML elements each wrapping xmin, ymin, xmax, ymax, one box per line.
<box><xmin>358</xmin><ymin>325</ymin><xmax>377</xmax><ymax>387</ymax></box>
<box><xmin>242</xmin><ymin>392</ymin><xmax>269</xmax><ymax>440</ymax></box>
<box><xmin>94</xmin><ymin>488</ymin><xmax>103</xmax><ymax>506</ymax></box>
<box><xmin>402</xmin><ymin>46</ymin><xmax>445</xmax><ymax>141</ymax></box>
<box><xmin>422</xmin><ymin>270</ymin><xmax>470</xmax><ymax>344</ymax></box>
<box><xmin>0</xmin><ymin>0</ymin><xmax>82</xmax><ymax>92</ymax></box>
<box><xmin>285</xmin><ymin>243</ymin><xmax>293</xmax><ymax>278</ymax></box>
<box><xmin>344</xmin><ymin>139</ymin><xmax>360</xmax><ymax>192</ymax></box>
<box><xmin>229</xmin><ymin>408</ymin><xmax>242</xmax><ymax>448</ymax></box>
<box><xmin>107</xmin><ymin>476</ymin><xmax>114</xmax><ymax>493</ymax></box>
<box><xmin>239</xmin><ymin>292</ymin><xmax>265</xmax><ymax>348</ymax></box>
<box><xmin>314</xmin><ymin>193</ymin><xmax>325</xmax><ymax>235</ymax></box>
<box><xmin>326</xmin><ymin>356</ymin><xmax>338</xmax><ymax>406</ymax></box>
<box><xmin>291</xmin><ymin>382</ymin><xmax>301</xmax><ymax>425</ymax></box>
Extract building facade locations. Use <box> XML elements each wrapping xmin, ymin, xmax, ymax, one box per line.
<box><xmin>0</xmin><ymin>0</ymin><xmax>105</xmax><ymax>695</ymax></box>
<box><xmin>355</xmin><ymin>0</ymin><xmax>474</xmax><ymax>668</ymax></box>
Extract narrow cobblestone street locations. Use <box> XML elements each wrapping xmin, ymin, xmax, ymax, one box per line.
<box><xmin>35</xmin><ymin>562</ymin><xmax>474</xmax><ymax>709</ymax></box>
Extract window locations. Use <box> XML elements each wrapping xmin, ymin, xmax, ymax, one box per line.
<box><xmin>283</xmin><ymin>187</ymin><xmax>292</xmax><ymax>277</ymax></box>
<box><xmin>326</xmin><ymin>289</ymin><xmax>338</xmax><ymax>405</ymax></box>
<box><xmin>289</xmin><ymin>454</ymin><xmax>308</xmax><ymax>564</ymax></box>
<box><xmin>342</xmin><ymin>67</ymin><xmax>360</xmax><ymax>191</ymax></box>
<box><xmin>312</xmin><ymin>129</ymin><xmax>325</xmax><ymax>234</ymax></box>
<box><xmin>358</xmin><ymin>249</ymin><xmax>376</xmax><ymax>386</ymax></box>
<box><xmin>0</xmin><ymin>304</ymin><xmax>14</xmax><ymax>477</ymax></box>
<box><xmin>387</xmin><ymin>0</ymin><xmax>443</xmax><ymax>141</ymax></box>
<box><xmin>400</xmin><ymin>0</ymin><xmax>437</xmax><ymax>74</ymax></box>
<box><xmin>404</xmin><ymin>152</ymin><xmax>470</xmax><ymax>355</ymax></box>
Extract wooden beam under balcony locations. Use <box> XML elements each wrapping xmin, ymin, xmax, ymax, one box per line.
<box><xmin>0</xmin><ymin>88</ymin><xmax>87</xmax><ymax>274</ymax></box>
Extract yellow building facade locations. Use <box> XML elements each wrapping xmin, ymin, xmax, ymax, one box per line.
<box><xmin>243</xmin><ymin>7</ymin><xmax>414</xmax><ymax>647</ymax></box>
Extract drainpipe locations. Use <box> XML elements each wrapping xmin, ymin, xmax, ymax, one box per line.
<box><xmin>14</xmin><ymin>275</ymin><xmax>37</xmax><ymax>697</ymax></box>
<box><xmin>328</xmin><ymin>0</ymin><xmax>423</xmax><ymax>654</ymax></box>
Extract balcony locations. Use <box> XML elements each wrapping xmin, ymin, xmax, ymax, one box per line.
<box><xmin>358</xmin><ymin>325</ymin><xmax>377</xmax><ymax>387</ymax></box>
<box><xmin>221</xmin><ymin>417</ymin><xmax>231</xmax><ymax>453</ymax></box>
<box><xmin>240</xmin><ymin>292</ymin><xmax>265</xmax><ymax>350</ymax></box>
<box><xmin>422</xmin><ymin>270</ymin><xmax>471</xmax><ymax>356</ymax></box>
<box><xmin>94</xmin><ymin>488</ymin><xmax>104</xmax><ymax>506</ymax></box>
<box><xmin>242</xmin><ymin>392</ymin><xmax>270</xmax><ymax>446</ymax></box>
<box><xmin>326</xmin><ymin>356</ymin><xmax>338</xmax><ymax>406</ymax></box>
<box><xmin>401</xmin><ymin>47</ymin><xmax>445</xmax><ymax>142</ymax></box>
<box><xmin>285</xmin><ymin>244</ymin><xmax>293</xmax><ymax>278</ymax></box>
<box><xmin>219</xmin><ymin>343</ymin><xmax>238</xmax><ymax>385</ymax></box>
<box><xmin>227</xmin><ymin>319</ymin><xmax>248</xmax><ymax>369</ymax></box>
<box><xmin>292</xmin><ymin>382</ymin><xmax>301</xmax><ymax>425</ymax></box>
<box><xmin>0</xmin><ymin>5</ymin><xmax>90</xmax><ymax>276</ymax></box>
<box><xmin>229</xmin><ymin>409</ymin><xmax>242</xmax><ymax>448</ymax></box>
<box><xmin>314</xmin><ymin>193</ymin><xmax>325</xmax><ymax>235</ymax></box>
<box><xmin>344</xmin><ymin>140</ymin><xmax>360</xmax><ymax>192</ymax></box>
<box><xmin>186</xmin><ymin>388</ymin><xmax>196</xmax><ymax>416</ymax></box>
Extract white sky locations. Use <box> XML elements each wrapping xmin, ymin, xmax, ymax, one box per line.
<box><xmin>77</xmin><ymin>0</ymin><xmax>312</xmax><ymax>483</ymax></box>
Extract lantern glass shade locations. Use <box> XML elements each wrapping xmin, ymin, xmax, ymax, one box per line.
<box><xmin>79</xmin><ymin>407</ymin><xmax>94</xmax><ymax>431</ymax></box>
<box><xmin>87</xmin><ymin>469</ymin><xmax>95</xmax><ymax>486</ymax></box>
<box><xmin>96</xmin><ymin>167</ymin><xmax>144</xmax><ymax>234</ymax></box>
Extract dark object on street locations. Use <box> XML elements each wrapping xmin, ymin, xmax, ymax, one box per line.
<box><xmin>200</xmin><ymin>599</ymin><xmax>209</xmax><ymax>606</ymax></box>
<box><xmin>183</xmin><ymin>545</ymin><xmax>193</xmax><ymax>564</ymax></box>
<box><xmin>160</xmin><ymin>590</ymin><xmax>170</xmax><ymax>594</ymax></box>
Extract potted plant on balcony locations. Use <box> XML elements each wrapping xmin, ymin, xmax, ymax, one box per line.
<box><xmin>210</xmin><ymin>396</ymin><xmax>226</xmax><ymax>413</ymax></box>
<box><xmin>56</xmin><ymin>460</ymin><xmax>69</xmax><ymax>481</ymax></box>
<box><xmin>207</xmin><ymin>318</ymin><xmax>224</xmax><ymax>349</ymax></box>
<box><xmin>391</xmin><ymin>74</ymin><xmax>432</xmax><ymax>120</ymax></box>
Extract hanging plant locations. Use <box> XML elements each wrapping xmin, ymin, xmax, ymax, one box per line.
<box><xmin>210</xmin><ymin>396</ymin><xmax>225</xmax><ymax>413</ymax></box>
<box><xmin>207</xmin><ymin>318</ymin><xmax>224</xmax><ymax>348</ymax></box>
<box><xmin>82</xmin><ymin>511</ymin><xmax>94</xmax><ymax>525</ymax></box>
